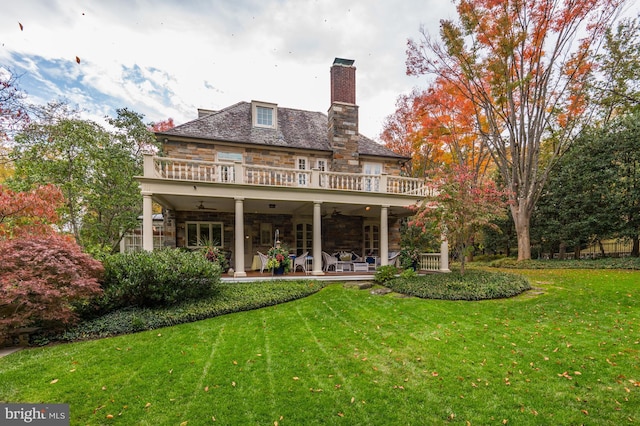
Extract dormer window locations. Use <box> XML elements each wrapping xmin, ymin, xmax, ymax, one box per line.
<box><xmin>257</xmin><ymin>107</ymin><xmax>272</xmax><ymax>126</ymax></box>
<box><xmin>252</xmin><ymin>101</ymin><xmax>277</xmax><ymax>129</ymax></box>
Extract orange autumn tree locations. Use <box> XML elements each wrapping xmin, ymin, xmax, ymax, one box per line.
<box><xmin>406</xmin><ymin>0</ymin><xmax>626</xmax><ymax>260</ymax></box>
<box><xmin>381</xmin><ymin>90</ymin><xmax>448</xmax><ymax>177</ymax></box>
<box><xmin>382</xmin><ymin>78</ymin><xmax>492</xmax><ymax>181</ymax></box>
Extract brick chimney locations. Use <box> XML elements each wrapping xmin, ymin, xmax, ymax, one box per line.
<box><xmin>328</xmin><ymin>58</ymin><xmax>359</xmax><ymax>173</ymax></box>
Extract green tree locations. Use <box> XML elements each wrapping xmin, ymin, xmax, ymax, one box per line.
<box><xmin>590</xmin><ymin>17</ymin><xmax>640</xmax><ymax>123</ymax></box>
<box><xmin>534</xmin><ymin>111</ymin><xmax>640</xmax><ymax>257</ymax></box>
<box><xmin>8</xmin><ymin>105</ymin><xmax>156</xmax><ymax>255</ymax></box>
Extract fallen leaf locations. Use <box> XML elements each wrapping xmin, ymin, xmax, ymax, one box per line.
<box><xmin>69</xmin><ymin>369</ymin><xmax>76</xmax><ymax>372</ymax></box>
<box><xmin>233</xmin><ymin>360</ymin><xmax>238</xmax><ymax>365</ymax></box>
<box><xmin>106</xmin><ymin>414</ymin><xmax>114</xmax><ymax>419</ymax></box>
<box><xmin>50</xmin><ymin>379</ymin><xmax>58</xmax><ymax>384</ymax></box>
<box><xmin>337</xmin><ymin>412</ymin><xmax>344</xmax><ymax>417</ymax></box>
<box><xmin>351</xmin><ymin>397</ymin><xmax>355</xmax><ymax>404</ymax></box>
<box><xmin>204</xmin><ymin>386</ymin><xmax>209</xmax><ymax>392</ymax></box>
<box><xmin>144</xmin><ymin>403</ymin><xmax>151</xmax><ymax>408</ymax></box>
<box><xmin>232</xmin><ymin>381</ymin><xmax>236</xmax><ymax>387</ymax></box>
<box><xmin>180</xmin><ymin>422</ymin><xmax>188</xmax><ymax>426</ymax></box>
<box><xmin>293</xmin><ymin>377</ymin><xmax>299</xmax><ymax>381</ymax></box>
<box><xmin>581</xmin><ymin>410</ymin><xmax>588</xmax><ymax>415</ymax></box>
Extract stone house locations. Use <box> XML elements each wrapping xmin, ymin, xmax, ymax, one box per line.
<box><xmin>137</xmin><ymin>58</ymin><xmax>448</xmax><ymax>277</ymax></box>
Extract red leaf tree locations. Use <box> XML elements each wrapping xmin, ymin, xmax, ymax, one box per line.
<box><xmin>412</xmin><ymin>164</ymin><xmax>508</xmax><ymax>274</ymax></box>
<box><xmin>0</xmin><ymin>184</ymin><xmax>64</xmax><ymax>239</ymax></box>
<box><xmin>1</xmin><ymin>184</ymin><xmax>103</xmax><ymax>341</ymax></box>
<box><xmin>0</xmin><ymin>234</ymin><xmax>104</xmax><ymax>338</ymax></box>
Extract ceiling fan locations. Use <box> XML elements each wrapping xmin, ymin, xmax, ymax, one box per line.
<box><xmin>197</xmin><ymin>201</ymin><xmax>216</xmax><ymax>211</ymax></box>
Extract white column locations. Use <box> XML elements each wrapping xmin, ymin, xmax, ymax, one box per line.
<box><xmin>142</xmin><ymin>194</ymin><xmax>153</xmax><ymax>251</ymax></box>
<box><xmin>312</xmin><ymin>201</ymin><xmax>324</xmax><ymax>275</ymax></box>
<box><xmin>234</xmin><ymin>197</ymin><xmax>247</xmax><ymax>277</ymax></box>
<box><xmin>440</xmin><ymin>234</ymin><xmax>450</xmax><ymax>272</ymax></box>
<box><xmin>380</xmin><ymin>205</ymin><xmax>389</xmax><ymax>266</ymax></box>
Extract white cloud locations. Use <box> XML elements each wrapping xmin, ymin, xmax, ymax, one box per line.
<box><xmin>16</xmin><ymin>0</ymin><xmax>635</xmax><ymax>140</ymax></box>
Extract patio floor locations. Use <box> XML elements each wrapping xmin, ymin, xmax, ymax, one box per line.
<box><xmin>221</xmin><ymin>269</ymin><xmax>377</xmax><ymax>283</ymax></box>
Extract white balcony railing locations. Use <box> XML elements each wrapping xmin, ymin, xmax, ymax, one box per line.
<box><xmin>419</xmin><ymin>253</ymin><xmax>442</xmax><ymax>271</ymax></box>
<box><xmin>146</xmin><ymin>155</ymin><xmax>433</xmax><ymax>196</ymax></box>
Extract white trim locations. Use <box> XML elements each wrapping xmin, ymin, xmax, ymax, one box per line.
<box><xmin>251</xmin><ymin>100</ymin><xmax>277</xmax><ymax>129</ymax></box>
<box><xmin>186</xmin><ymin>221</ymin><xmax>224</xmax><ymax>248</ymax></box>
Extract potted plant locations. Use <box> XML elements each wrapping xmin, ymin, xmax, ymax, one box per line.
<box><xmin>198</xmin><ymin>237</ymin><xmax>230</xmax><ymax>272</ymax></box>
<box><xmin>267</xmin><ymin>242</ymin><xmax>292</xmax><ymax>274</ymax></box>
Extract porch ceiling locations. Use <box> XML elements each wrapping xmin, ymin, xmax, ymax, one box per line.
<box><xmin>153</xmin><ymin>194</ymin><xmax>413</xmax><ymax>218</ymax></box>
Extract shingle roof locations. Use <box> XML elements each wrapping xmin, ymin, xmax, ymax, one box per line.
<box><xmin>158</xmin><ymin>102</ymin><xmax>408</xmax><ymax>160</ymax></box>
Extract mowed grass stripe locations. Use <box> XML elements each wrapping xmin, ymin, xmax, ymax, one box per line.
<box><xmin>1</xmin><ymin>270</ymin><xmax>638</xmax><ymax>424</ymax></box>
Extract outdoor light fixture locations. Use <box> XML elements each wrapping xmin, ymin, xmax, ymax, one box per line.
<box><xmin>365</xmin><ymin>206</ymin><xmax>371</xmax><ymax>211</ymax></box>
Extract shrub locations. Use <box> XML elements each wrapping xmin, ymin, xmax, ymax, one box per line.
<box><xmin>384</xmin><ymin>269</ymin><xmax>531</xmax><ymax>301</ymax></box>
<box><xmin>0</xmin><ymin>234</ymin><xmax>103</xmax><ymax>337</ymax></box>
<box><xmin>93</xmin><ymin>249</ymin><xmax>221</xmax><ymax>313</ymax></box>
<box><xmin>374</xmin><ymin>265</ymin><xmax>399</xmax><ymax>284</ymax></box>
<box><xmin>50</xmin><ymin>280</ymin><xmax>326</xmax><ymax>342</ymax></box>
<box><xmin>490</xmin><ymin>257</ymin><xmax>640</xmax><ymax>270</ymax></box>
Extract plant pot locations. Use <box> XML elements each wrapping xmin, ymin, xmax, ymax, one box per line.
<box><xmin>274</xmin><ymin>266</ymin><xmax>285</xmax><ymax>275</ymax></box>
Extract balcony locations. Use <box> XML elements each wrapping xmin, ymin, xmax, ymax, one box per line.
<box><xmin>143</xmin><ymin>155</ymin><xmax>433</xmax><ymax>197</ymax></box>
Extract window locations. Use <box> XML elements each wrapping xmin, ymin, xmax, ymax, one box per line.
<box><xmin>218</xmin><ymin>152</ymin><xmax>243</xmax><ymax>162</ymax></box>
<box><xmin>186</xmin><ymin>222</ymin><xmax>223</xmax><ymax>248</ymax></box>
<box><xmin>295</xmin><ymin>222</ymin><xmax>313</xmax><ymax>256</ymax></box>
<box><xmin>256</xmin><ymin>106</ymin><xmax>272</xmax><ymax>126</ymax></box>
<box><xmin>297</xmin><ymin>157</ymin><xmax>308</xmax><ymax>186</ymax></box>
<box><xmin>217</xmin><ymin>152</ymin><xmax>241</xmax><ymax>183</ymax></box>
<box><xmin>252</xmin><ymin>101</ymin><xmax>278</xmax><ymax>129</ymax></box>
<box><xmin>363</xmin><ymin>162</ymin><xmax>383</xmax><ymax>192</ymax></box>
<box><xmin>363</xmin><ymin>223</ymin><xmax>380</xmax><ymax>256</ymax></box>
<box><xmin>260</xmin><ymin>223</ymin><xmax>272</xmax><ymax>245</ymax></box>
<box><xmin>316</xmin><ymin>159</ymin><xmax>327</xmax><ymax>187</ymax></box>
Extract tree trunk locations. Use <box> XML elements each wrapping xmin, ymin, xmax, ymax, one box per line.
<box><xmin>559</xmin><ymin>241</ymin><xmax>567</xmax><ymax>260</ymax></box>
<box><xmin>510</xmin><ymin>202</ymin><xmax>532</xmax><ymax>261</ymax></box>
<box><xmin>632</xmin><ymin>236</ymin><xmax>639</xmax><ymax>257</ymax></box>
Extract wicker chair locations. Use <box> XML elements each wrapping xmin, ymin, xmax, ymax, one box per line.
<box><xmin>293</xmin><ymin>251</ymin><xmax>309</xmax><ymax>273</ymax></box>
<box><xmin>257</xmin><ymin>251</ymin><xmax>269</xmax><ymax>273</ymax></box>
<box><xmin>322</xmin><ymin>251</ymin><xmax>338</xmax><ymax>272</ymax></box>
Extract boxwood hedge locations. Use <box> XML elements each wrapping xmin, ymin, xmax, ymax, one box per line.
<box><xmin>383</xmin><ymin>269</ymin><xmax>531</xmax><ymax>301</ymax></box>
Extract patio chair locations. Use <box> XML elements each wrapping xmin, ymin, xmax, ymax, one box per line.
<box><xmin>322</xmin><ymin>251</ymin><xmax>338</xmax><ymax>272</ymax></box>
<box><xmin>257</xmin><ymin>251</ymin><xmax>269</xmax><ymax>273</ymax></box>
<box><xmin>293</xmin><ymin>251</ymin><xmax>309</xmax><ymax>273</ymax></box>
<box><xmin>388</xmin><ymin>251</ymin><xmax>401</xmax><ymax>267</ymax></box>
<box><xmin>374</xmin><ymin>251</ymin><xmax>401</xmax><ymax>268</ymax></box>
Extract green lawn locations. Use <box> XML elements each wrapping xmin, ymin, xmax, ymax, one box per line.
<box><xmin>1</xmin><ymin>269</ymin><xmax>638</xmax><ymax>425</ymax></box>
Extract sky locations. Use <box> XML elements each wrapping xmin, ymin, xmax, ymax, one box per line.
<box><xmin>0</xmin><ymin>0</ymin><xmax>460</xmax><ymax>140</ymax></box>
